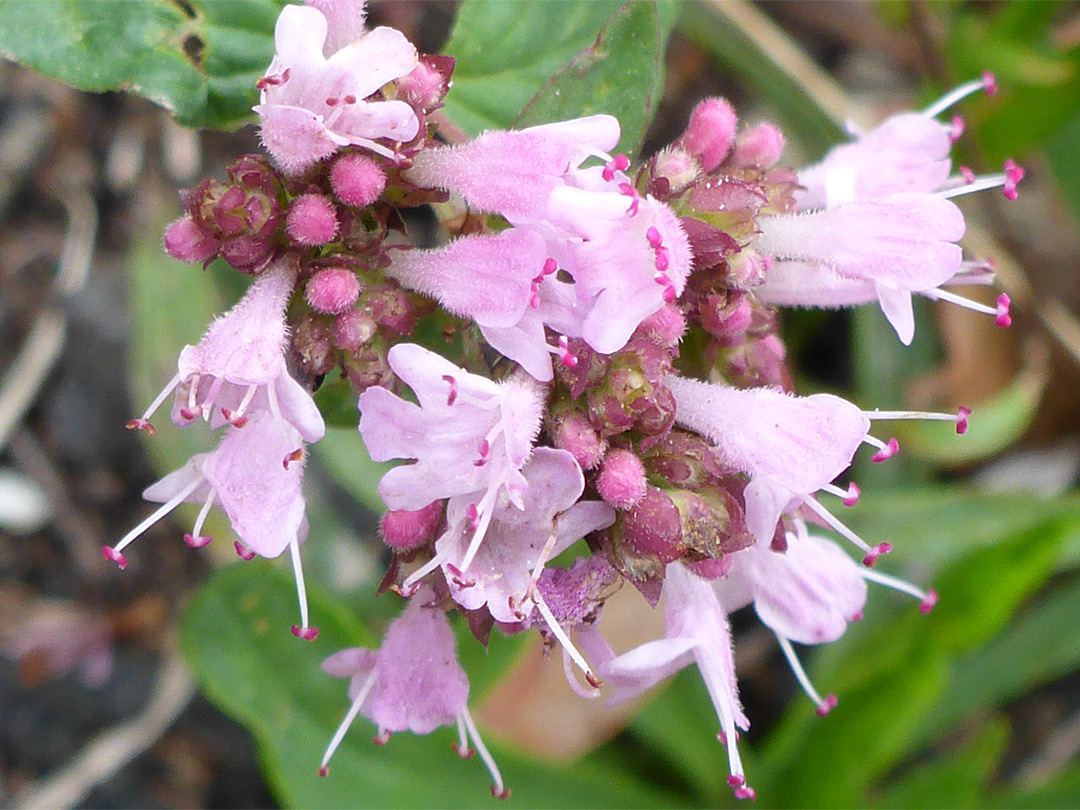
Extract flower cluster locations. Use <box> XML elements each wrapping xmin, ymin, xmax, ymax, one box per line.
<box><xmin>115</xmin><ymin>0</ymin><xmax>1021</xmax><ymax>800</ymax></box>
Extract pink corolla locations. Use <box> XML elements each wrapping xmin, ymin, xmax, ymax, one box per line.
<box><xmin>550</xmin><ymin>187</ymin><xmax>694</xmax><ymax>355</ymax></box>
<box><xmin>602</xmin><ymin>562</ymin><xmax>755</xmax><ymax>800</ymax></box>
<box><xmin>665</xmin><ymin>376</ymin><xmax>895</xmax><ymax>565</ymax></box>
<box><xmin>431</xmin><ymin>448</ymin><xmax>614</xmax><ymax>622</ymax></box>
<box><xmin>385</xmin><ymin>228</ymin><xmax>548</xmax><ymax>331</ymax></box>
<box><xmin>320</xmin><ymin>586</ymin><xmax>507</xmax><ymax>798</ymax></box>
<box><xmin>254</xmin><ymin>1</ymin><xmax>419</xmax><ymax>174</ymax></box>
<box><xmin>469</xmin><ymin>191</ymin><xmax>694</xmax><ymax>379</ymax></box>
<box><xmin>358</xmin><ymin>343</ymin><xmax>545</xmax><ymax>577</ymax></box>
<box><xmin>127</xmin><ymin>261</ymin><xmax>325</xmax><ymax>443</ymax></box>
<box><xmin>754</xmin><ymin>192</ymin><xmax>966</xmax><ymax>345</ymax></box>
<box><xmin>755</xmin><ymin>74</ymin><xmax>1019</xmax><ymax>344</ymax></box>
<box><xmin>405</xmin><ymin>115</ymin><xmax>622</xmax><ymax>224</ymax></box>
<box><xmin>104</xmin><ymin>412</ymin><xmax>319</xmax><ymax>639</ymax></box>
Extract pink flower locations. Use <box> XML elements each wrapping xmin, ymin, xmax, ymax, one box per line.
<box><xmin>602</xmin><ymin>563</ymin><xmax>755</xmax><ymax>800</ymax></box>
<box><xmin>754</xmin><ymin>193</ymin><xmax>965</xmax><ymax>345</ymax></box>
<box><xmin>405</xmin><ymin>115</ymin><xmax>622</xmax><ymax>224</ymax></box>
<box><xmin>254</xmin><ymin>2</ymin><xmax>419</xmax><ymax>174</ymax></box>
<box><xmin>754</xmin><ymin>75</ymin><xmax>1017</xmax><ymax>344</ymax></box>
<box><xmin>406</xmin><ymin>115</ymin><xmax>690</xmax><ymax>369</ymax></box>
<box><xmin>549</xmin><ymin>188</ymin><xmax>694</xmax><ymax>354</ymax></box>
<box><xmin>665</xmin><ymin>376</ymin><xmax>894</xmax><ymax>564</ymax></box>
<box><xmin>358</xmin><ymin>344</ymin><xmax>545</xmax><ymax>579</ymax></box>
<box><xmin>431</xmin><ymin>448</ymin><xmax>615</xmax><ymax>625</ymax></box>
<box><xmin>104</xmin><ymin>412</ymin><xmax>319</xmax><ymax>639</ymax></box>
<box><xmin>320</xmin><ymin>586</ymin><xmax>508</xmax><ymax>797</ymax></box>
<box><xmin>127</xmin><ymin>261</ymin><xmax>325</xmax><ymax>443</ymax></box>
<box><xmin>715</xmin><ymin>521</ymin><xmax>867</xmax><ymax>715</ymax></box>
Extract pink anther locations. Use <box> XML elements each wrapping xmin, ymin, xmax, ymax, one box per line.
<box><xmin>101</xmin><ymin>546</ymin><xmax>127</xmax><ymax>570</ymax></box>
<box><xmin>995</xmin><ymin>293</ymin><xmax>1012</xmax><ymax>327</ymax></box>
<box><xmin>956</xmin><ymin>406</ymin><xmax>972</xmax><ymax>435</ymax></box>
<box><xmin>125</xmin><ymin>418</ymin><xmax>156</xmax><ymax>436</ymax></box>
<box><xmin>871</xmin><ymin>437</ymin><xmax>900</xmax><ymax>463</ymax></box>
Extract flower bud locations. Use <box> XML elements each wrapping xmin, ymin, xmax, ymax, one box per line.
<box><xmin>330</xmin><ymin>153</ymin><xmax>388</xmax><ymax>208</ymax></box>
<box><xmin>306</xmin><ymin>268</ymin><xmax>361</xmax><ymax>314</ymax></box>
<box><xmin>652</xmin><ymin>146</ymin><xmax>700</xmax><ymax>194</ymax></box>
<box><xmin>669</xmin><ymin>487</ymin><xmax>753</xmax><ymax>561</ymax></box>
<box><xmin>596</xmin><ymin>449</ymin><xmax>647</xmax><ymax>509</ymax></box>
<box><xmin>638</xmin><ymin>304</ymin><xmax>685</xmax><ymax>348</ymax></box>
<box><xmin>163</xmin><ymin>215</ymin><xmax>218</xmax><ymax>264</ymax></box>
<box><xmin>380</xmin><ymin>502</ymin><xmax>443</xmax><ymax>550</ymax></box>
<box><xmin>700</xmin><ymin>291</ymin><xmax>752</xmax><ymax>346</ymax></box>
<box><xmin>678</xmin><ymin>98</ymin><xmax>737</xmax><ymax>172</ymax></box>
<box><xmin>361</xmin><ymin>285</ymin><xmax>418</xmax><ymax>335</ymax></box>
<box><xmin>343</xmin><ymin>342</ymin><xmax>392</xmax><ymax>394</ymax></box>
<box><xmin>732</xmin><ymin>122</ymin><xmax>785</xmax><ymax>169</ymax></box>
<box><xmin>397</xmin><ymin>55</ymin><xmax>455</xmax><ymax>111</ymax></box>
<box><xmin>218</xmin><ymin>234</ymin><xmax>274</xmax><ymax>275</ymax></box>
<box><xmin>549</xmin><ymin>407</ymin><xmax>606</xmax><ymax>470</ymax></box>
<box><xmin>286</xmin><ymin>194</ymin><xmax>340</xmax><ymax>246</ymax></box>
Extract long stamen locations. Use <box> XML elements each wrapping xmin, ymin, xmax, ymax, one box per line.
<box><xmin>126</xmin><ymin>372</ymin><xmax>183</xmax><ymax>434</ymax></box>
<box><xmin>532</xmin><ymin>590</ymin><xmax>600</xmax><ymax>689</ymax></box>
<box><xmin>452</xmin><ymin>716</ymin><xmax>474</xmax><ymax>758</ymax></box>
<box><xmin>319</xmin><ymin>668</ymin><xmax>378</xmax><ymax>775</ymax></box>
<box><xmin>184</xmin><ymin>490</ymin><xmax>216</xmax><ymax>548</ymax></box>
<box><xmin>461</xmin><ymin>707</ymin><xmax>509</xmax><ymax>799</ymax></box>
<box><xmin>289</xmin><ymin>536</ymin><xmax>319</xmax><ymax>640</ymax></box>
<box><xmin>719</xmin><ymin>719</ymin><xmax>754</xmax><ymax>800</ymax></box>
<box><xmin>821</xmin><ymin>482</ymin><xmax>860</xmax><ymax>506</ymax></box>
<box><xmin>777</xmin><ymin>635</ymin><xmax>837</xmax><ymax>716</ymax></box>
<box><xmin>864</xmin><ymin>406</ymin><xmax>971</xmax><ymax>435</ymax></box>
<box><xmin>924</xmin><ymin>287</ymin><xmax>1012</xmax><ymax>325</ymax></box>
<box><xmin>561</xmin><ymin>646</ymin><xmax>603</xmax><ymax>699</ymax></box>
<box><xmin>400</xmin><ymin>552</ymin><xmax>448</xmax><ymax>597</ymax></box>
<box><xmin>456</xmin><ymin>487</ymin><xmax>499</xmax><ymax>574</ymax></box>
<box><xmin>860</xmin><ymin>568</ymin><xmax>939</xmax><ymax>613</ymax></box>
<box><xmin>939</xmin><ymin>160</ymin><xmax>1024</xmax><ymax>200</ymax></box>
<box><xmin>104</xmin><ymin>476</ymin><xmax>204</xmax><ymax>568</ymax></box>
<box><xmin>801</xmin><ymin>496</ymin><xmax>891</xmax><ymax>566</ymax></box>
<box><xmin>222</xmin><ymin>383</ymin><xmax>258</xmax><ymax>427</ymax></box>
<box><xmin>922</xmin><ymin>72</ymin><xmax>996</xmax><ymax>119</ymax></box>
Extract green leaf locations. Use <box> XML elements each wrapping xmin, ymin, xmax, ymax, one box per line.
<box><xmin>1047</xmin><ymin>106</ymin><xmax>1080</xmax><ymax>226</ymax></box>
<box><xmin>182</xmin><ymin>562</ymin><xmax>688</xmax><ymax>808</ymax></box>
<box><xmin>0</xmin><ymin>0</ymin><xmax>283</xmax><ymax>130</ymax></box>
<box><xmin>514</xmin><ymin>1</ymin><xmax>679</xmax><ymax>157</ymax></box>
<box><xmin>919</xmin><ymin>574</ymin><xmax>1080</xmax><ymax>743</ymax></box>
<box><xmin>870</xmin><ymin>717</ymin><xmax>1009</xmax><ymax>809</ymax></box>
<box><xmin>441</xmin><ymin>0</ymin><xmax>634</xmax><ymax>135</ymax></box>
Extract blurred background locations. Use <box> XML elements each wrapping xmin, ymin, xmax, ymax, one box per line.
<box><xmin>1</xmin><ymin>1</ymin><xmax>1079</xmax><ymax>807</ymax></box>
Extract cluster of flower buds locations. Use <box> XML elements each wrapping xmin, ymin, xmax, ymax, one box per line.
<box><xmin>113</xmin><ymin>0</ymin><xmax>1021</xmax><ymax>800</ymax></box>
